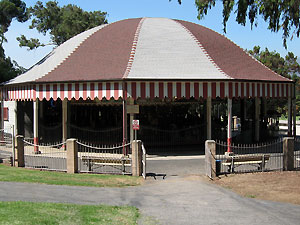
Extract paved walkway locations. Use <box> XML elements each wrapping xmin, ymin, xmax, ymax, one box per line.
<box><xmin>1</xmin><ymin>176</ymin><xmax>300</xmax><ymax>225</ymax></box>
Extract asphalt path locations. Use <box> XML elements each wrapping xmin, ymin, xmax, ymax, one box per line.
<box><xmin>1</xmin><ymin>175</ymin><xmax>300</xmax><ymax>225</ymax></box>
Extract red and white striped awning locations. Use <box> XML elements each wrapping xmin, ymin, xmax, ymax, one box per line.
<box><xmin>1</xmin><ymin>81</ymin><xmax>293</xmax><ymax>101</ymax></box>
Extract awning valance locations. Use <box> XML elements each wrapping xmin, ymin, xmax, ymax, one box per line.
<box><xmin>1</xmin><ymin>81</ymin><xmax>293</xmax><ymax>101</ymax></box>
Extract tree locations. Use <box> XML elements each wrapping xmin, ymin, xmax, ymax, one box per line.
<box><xmin>0</xmin><ymin>46</ymin><xmax>24</xmax><ymax>83</ymax></box>
<box><xmin>17</xmin><ymin>1</ymin><xmax>108</xmax><ymax>50</ymax></box>
<box><xmin>174</xmin><ymin>1</ymin><xmax>300</xmax><ymax>48</ymax></box>
<box><xmin>0</xmin><ymin>0</ymin><xmax>28</xmax><ymax>83</ymax></box>
<box><xmin>249</xmin><ymin>46</ymin><xmax>300</xmax><ymax>116</ymax></box>
<box><xmin>248</xmin><ymin>46</ymin><xmax>300</xmax><ymax>81</ymax></box>
<box><xmin>0</xmin><ymin>0</ymin><xmax>28</xmax><ymax>44</ymax></box>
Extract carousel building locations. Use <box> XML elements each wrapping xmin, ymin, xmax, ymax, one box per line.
<box><xmin>0</xmin><ymin>18</ymin><xmax>296</xmax><ymax>154</ymax></box>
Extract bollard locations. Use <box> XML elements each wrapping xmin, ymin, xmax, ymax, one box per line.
<box><xmin>283</xmin><ymin>137</ymin><xmax>294</xmax><ymax>171</ymax></box>
<box><xmin>132</xmin><ymin>140</ymin><xmax>142</xmax><ymax>176</ymax></box>
<box><xmin>205</xmin><ymin>140</ymin><xmax>216</xmax><ymax>179</ymax></box>
<box><xmin>15</xmin><ymin>135</ymin><xmax>25</xmax><ymax>167</ymax></box>
<box><xmin>66</xmin><ymin>138</ymin><xmax>78</xmax><ymax>173</ymax></box>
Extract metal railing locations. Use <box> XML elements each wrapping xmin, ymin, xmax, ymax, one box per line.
<box><xmin>0</xmin><ymin>125</ymin><xmax>15</xmax><ymax>165</ymax></box>
<box><xmin>69</xmin><ymin>124</ymin><xmax>123</xmax><ymax>145</ymax></box>
<box><xmin>294</xmin><ymin>137</ymin><xmax>300</xmax><ymax>170</ymax></box>
<box><xmin>215</xmin><ymin>138</ymin><xmax>284</xmax><ymax>174</ymax></box>
<box><xmin>76</xmin><ymin>141</ymin><xmax>132</xmax><ymax>174</ymax></box>
<box><xmin>23</xmin><ymin>139</ymin><xmax>66</xmax><ymax>171</ymax></box>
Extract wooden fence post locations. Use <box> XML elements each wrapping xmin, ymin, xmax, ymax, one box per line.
<box><xmin>66</xmin><ymin>138</ymin><xmax>78</xmax><ymax>174</ymax></box>
<box><xmin>15</xmin><ymin>135</ymin><xmax>24</xmax><ymax>167</ymax></box>
<box><xmin>205</xmin><ymin>140</ymin><xmax>216</xmax><ymax>179</ymax></box>
<box><xmin>283</xmin><ymin>137</ymin><xmax>294</xmax><ymax>171</ymax></box>
<box><xmin>132</xmin><ymin>140</ymin><xmax>142</xmax><ymax>176</ymax></box>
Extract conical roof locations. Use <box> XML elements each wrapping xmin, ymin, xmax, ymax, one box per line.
<box><xmin>8</xmin><ymin>17</ymin><xmax>290</xmax><ymax>85</ymax></box>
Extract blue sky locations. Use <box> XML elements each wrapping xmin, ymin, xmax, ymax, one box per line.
<box><xmin>3</xmin><ymin>0</ymin><xmax>300</xmax><ymax>69</ymax></box>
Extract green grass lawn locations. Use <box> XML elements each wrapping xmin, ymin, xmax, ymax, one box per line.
<box><xmin>0</xmin><ymin>201</ymin><xmax>139</xmax><ymax>225</ymax></box>
<box><xmin>0</xmin><ymin>164</ymin><xmax>142</xmax><ymax>187</ymax></box>
<box><xmin>279</xmin><ymin>115</ymin><xmax>300</xmax><ymax>120</ymax></box>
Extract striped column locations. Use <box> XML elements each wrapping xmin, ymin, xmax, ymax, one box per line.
<box><xmin>255</xmin><ymin>97</ymin><xmax>260</xmax><ymax>142</ymax></box>
<box><xmin>33</xmin><ymin>100</ymin><xmax>39</xmax><ymax>153</ymax></box>
<box><xmin>240</xmin><ymin>99</ymin><xmax>246</xmax><ymax>131</ymax></box>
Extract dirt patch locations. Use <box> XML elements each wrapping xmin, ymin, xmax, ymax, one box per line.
<box><xmin>212</xmin><ymin>171</ymin><xmax>300</xmax><ymax>205</ymax></box>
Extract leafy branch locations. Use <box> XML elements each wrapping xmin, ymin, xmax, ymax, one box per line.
<box><xmin>17</xmin><ymin>1</ymin><xmax>108</xmax><ymax>50</ymax></box>
<box><xmin>173</xmin><ymin>0</ymin><xmax>300</xmax><ymax>48</ymax></box>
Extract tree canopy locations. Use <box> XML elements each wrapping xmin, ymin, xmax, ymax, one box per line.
<box><xmin>174</xmin><ymin>1</ymin><xmax>300</xmax><ymax>48</ymax></box>
<box><xmin>0</xmin><ymin>0</ymin><xmax>27</xmax><ymax>83</ymax></box>
<box><xmin>0</xmin><ymin>46</ymin><xmax>24</xmax><ymax>83</ymax></box>
<box><xmin>0</xmin><ymin>0</ymin><xmax>28</xmax><ymax>45</ymax></box>
<box><xmin>247</xmin><ymin>46</ymin><xmax>300</xmax><ymax>116</ymax></box>
<box><xmin>17</xmin><ymin>1</ymin><xmax>108</xmax><ymax>50</ymax></box>
<box><xmin>248</xmin><ymin>46</ymin><xmax>300</xmax><ymax>82</ymax></box>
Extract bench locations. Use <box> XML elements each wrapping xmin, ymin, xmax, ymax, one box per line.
<box><xmin>222</xmin><ymin>154</ymin><xmax>270</xmax><ymax>173</ymax></box>
<box><xmin>81</xmin><ymin>156</ymin><xmax>131</xmax><ymax>172</ymax></box>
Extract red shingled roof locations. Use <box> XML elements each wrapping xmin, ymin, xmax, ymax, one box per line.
<box><xmin>177</xmin><ymin>20</ymin><xmax>289</xmax><ymax>82</ymax></box>
<box><xmin>34</xmin><ymin>18</ymin><xmax>290</xmax><ymax>83</ymax></box>
<box><xmin>37</xmin><ymin>18</ymin><xmax>142</xmax><ymax>82</ymax></box>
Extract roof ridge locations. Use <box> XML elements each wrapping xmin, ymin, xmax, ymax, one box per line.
<box><xmin>122</xmin><ymin>18</ymin><xmax>146</xmax><ymax>79</ymax></box>
<box><xmin>174</xmin><ymin>19</ymin><xmax>233</xmax><ymax>80</ymax></box>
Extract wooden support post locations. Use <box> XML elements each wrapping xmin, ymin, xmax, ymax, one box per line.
<box><xmin>33</xmin><ymin>99</ymin><xmax>39</xmax><ymax>153</ymax></box>
<box><xmin>122</xmin><ymin>82</ymin><xmax>127</xmax><ymax>155</ymax></box>
<box><xmin>66</xmin><ymin>138</ymin><xmax>78</xmax><ymax>174</ymax></box>
<box><xmin>288</xmin><ymin>96</ymin><xmax>292</xmax><ymax>136</ymax></box>
<box><xmin>14</xmin><ymin>101</ymin><xmax>18</xmax><ymax>135</ymax></box>
<box><xmin>62</xmin><ymin>99</ymin><xmax>68</xmax><ymax>143</ymax></box>
<box><xmin>15</xmin><ymin>135</ymin><xmax>24</xmax><ymax>167</ymax></box>
<box><xmin>132</xmin><ymin>140</ymin><xmax>142</xmax><ymax>176</ymax></box>
<box><xmin>130</xmin><ymin>114</ymin><xmax>134</xmax><ymax>142</ymax></box>
<box><xmin>255</xmin><ymin>97</ymin><xmax>260</xmax><ymax>142</ymax></box>
<box><xmin>227</xmin><ymin>98</ymin><xmax>232</xmax><ymax>152</ymax></box>
<box><xmin>126</xmin><ymin>97</ymin><xmax>139</xmax><ymax>144</ymax></box>
<box><xmin>206</xmin><ymin>97</ymin><xmax>212</xmax><ymax>140</ymax></box>
<box><xmin>293</xmin><ymin>98</ymin><xmax>296</xmax><ymax>138</ymax></box>
<box><xmin>283</xmin><ymin>137</ymin><xmax>294</xmax><ymax>171</ymax></box>
<box><xmin>261</xmin><ymin>97</ymin><xmax>267</xmax><ymax>130</ymax></box>
<box><xmin>39</xmin><ymin>100</ymin><xmax>44</xmax><ymax>121</ymax></box>
<box><xmin>128</xmin><ymin>98</ymin><xmax>135</xmax><ymax>142</ymax></box>
<box><xmin>240</xmin><ymin>99</ymin><xmax>246</xmax><ymax>131</ymax></box>
<box><xmin>293</xmin><ymin>84</ymin><xmax>296</xmax><ymax>138</ymax></box>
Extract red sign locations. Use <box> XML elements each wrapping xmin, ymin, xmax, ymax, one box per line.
<box><xmin>132</xmin><ymin>120</ymin><xmax>139</xmax><ymax>130</ymax></box>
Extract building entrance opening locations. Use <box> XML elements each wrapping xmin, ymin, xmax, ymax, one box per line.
<box><xmin>137</xmin><ymin>100</ymin><xmax>206</xmax><ymax>156</ymax></box>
